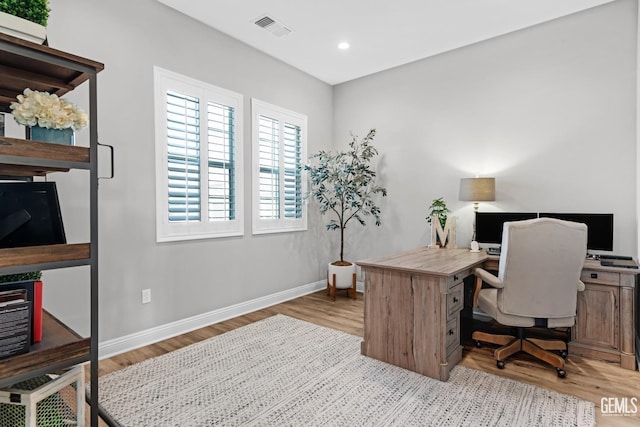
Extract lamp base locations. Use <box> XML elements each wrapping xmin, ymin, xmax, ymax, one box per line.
<box><xmin>469</xmin><ymin>240</ymin><xmax>480</xmax><ymax>252</ymax></box>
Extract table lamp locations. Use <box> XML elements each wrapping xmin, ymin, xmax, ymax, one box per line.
<box><xmin>459</xmin><ymin>177</ymin><xmax>495</xmax><ymax>251</ymax></box>
<box><xmin>459</xmin><ymin>177</ymin><xmax>495</xmax><ymax>211</ymax></box>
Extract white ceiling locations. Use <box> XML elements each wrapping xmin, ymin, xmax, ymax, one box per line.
<box><xmin>157</xmin><ymin>0</ymin><xmax>614</xmax><ymax>85</ymax></box>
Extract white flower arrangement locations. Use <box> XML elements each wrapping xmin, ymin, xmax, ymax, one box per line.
<box><xmin>10</xmin><ymin>89</ymin><xmax>88</xmax><ymax>131</ymax></box>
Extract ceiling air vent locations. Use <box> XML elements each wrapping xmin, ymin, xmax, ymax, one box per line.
<box><xmin>253</xmin><ymin>14</ymin><xmax>293</xmax><ymax>38</ymax></box>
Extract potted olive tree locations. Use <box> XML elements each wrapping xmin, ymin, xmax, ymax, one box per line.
<box><xmin>0</xmin><ymin>0</ymin><xmax>50</xmax><ymax>44</ymax></box>
<box><xmin>304</xmin><ymin>129</ymin><xmax>387</xmax><ymax>296</ymax></box>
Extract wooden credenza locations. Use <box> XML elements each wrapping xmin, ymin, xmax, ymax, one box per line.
<box><xmin>358</xmin><ymin>248</ymin><xmax>487</xmax><ymax>381</ymax></box>
<box><xmin>571</xmin><ymin>260</ymin><xmax>637</xmax><ymax>370</ymax></box>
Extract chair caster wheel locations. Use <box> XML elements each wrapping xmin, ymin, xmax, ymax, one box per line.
<box><xmin>557</xmin><ymin>368</ymin><xmax>566</xmax><ymax>378</ymax></box>
<box><xmin>560</xmin><ymin>350</ymin><xmax>568</xmax><ymax>359</ymax></box>
<box><xmin>475</xmin><ymin>341</ymin><xmax>483</xmax><ymax>348</ymax></box>
<box><xmin>496</xmin><ymin>360</ymin><xmax>505</xmax><ymax>369</ymax></box>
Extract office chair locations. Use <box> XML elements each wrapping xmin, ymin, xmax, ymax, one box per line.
<box><xmin>472</xmin><ymin>218</ymin><xmax>587</xmax><ymax>378</ymax></box>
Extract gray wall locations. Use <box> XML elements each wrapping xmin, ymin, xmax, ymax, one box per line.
<box><xmin>333</xmin><ymin>0</ymin><xmax>638</xmax><ymax>260</ymax></box>
<box><xmin>42</xmin><ymin>0</ymin><xmax>334</xmax><ymax>340</ymax></box>
<box><xmin>35</xmin><ymin>0</ymin><xmax>638</xmax><ymax>345</ymax></box>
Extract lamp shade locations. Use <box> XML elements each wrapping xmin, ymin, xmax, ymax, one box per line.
<box><xmin>459</xmin><ymin>177</ymin><xmax>495</xmax><ymax>202</ymax></box>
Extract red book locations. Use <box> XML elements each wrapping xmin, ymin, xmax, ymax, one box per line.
<box><xmin>32</xmin><ymin>280</ymin><xmax>43</xmax><ymax>343</ymax></box>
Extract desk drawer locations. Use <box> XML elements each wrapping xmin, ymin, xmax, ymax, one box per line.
<box><xmin>447</xmin><ymin>283</ymin><xmax>464</xmax><ymax>318</ymax></box>
<box><xmin>445</xmin><ymin>317</ymin><xmax>460</xmax><ymax>354</ymax></box>
<box><xmin>447</xmin><ymin>269</ymin><xmax>470</xmax><ymax>288</ymax></box>
<box><xmin>581</xmin><ymin>270</ymin><xmax>619</xmax><ymax>286</ymax></box>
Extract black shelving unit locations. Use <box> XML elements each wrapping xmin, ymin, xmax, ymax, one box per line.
<box><xmin>0</xmin><ymin>32</ymin><xmax>104</xmax><ymax>426</ymax></box>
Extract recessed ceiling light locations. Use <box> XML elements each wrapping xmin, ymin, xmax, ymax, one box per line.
<box><xmin>338</xmin><ymin>42</ymin><xmax>350</xmax><ymax>50</ymax></box>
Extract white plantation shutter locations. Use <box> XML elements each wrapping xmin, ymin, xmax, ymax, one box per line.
<box><xmin>207</xmin><ymin>102</ymin><xmax>235</xmax><ymax>221</ymax></box>
<box><xmin>283</xmin><ymin>123</ymin><xmax>302</xmax><ymax>219</ymax></box>
<box><xmin>155</xmin><ymin>67</ymin><xmax>243</xmax><ymax>242</ymax></box>
<box><xmin>258</xmin><ymin>116</ymin><xmax>280</xmax><ymax>219</ymax></box>
<box><xmin>166</xmin><ymin>91</ymin><xmax>201</xmax><ymax>222</ymax></box>
<box><xmin>252</xmin><ymin>99</ymin><xmax>307</xmax><ymax>234</ymax></box>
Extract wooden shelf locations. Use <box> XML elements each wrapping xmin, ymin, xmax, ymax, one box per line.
<box><xmin>0</xmin><ymin>33</ymin><xmax>104</xmax><ymax>113</ymax></box>
<box><xmin>0</xmin><ymin>136</ymin><xmax>90</xmax><ymax>176</ymax></box>
<box><xmin>0</xmin><ymin>311</ymin><xmax>89</xmax><ymax>387</ymax></box>
<box><xmin>0</xmin><ymin>244</ymin><xmax>91</xmax><ymax>270</ymax></box>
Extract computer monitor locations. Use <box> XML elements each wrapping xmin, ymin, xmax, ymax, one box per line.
<box><xmin>475</xmin><ymin>212</ymin><xmax>538</xmax><ymax>244</ymax></box>
<box><xmin>538</xmin><ymin>213</ymin><xmax>613</xmax><ymax>251</ymax></box>
<box><xmin>0</xmin><ymin>182</ymin><xmax>66</xmax><ymax>248</ymax></box>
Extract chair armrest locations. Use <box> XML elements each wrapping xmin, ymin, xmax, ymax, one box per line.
<box><xmin>577</xmin><ymin>280</ymin><xmax>585</xmax><ymax>292</ymax></box>
<box><xmin>471</xmin><ymin>267</ymin><xmax>504</xmax><ymax>308</ymax></box>
<box><xmin>473</xmin><ymin>268</ymin><xmax>504</xmax><ymax>289</ymax></box>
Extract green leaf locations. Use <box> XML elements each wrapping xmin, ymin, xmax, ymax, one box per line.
<box><xmin>0</xmin><ymin>0</ymin><xmax>50</xmax><ymax>26</ymax></box>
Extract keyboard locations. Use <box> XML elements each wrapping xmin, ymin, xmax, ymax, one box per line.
<box><xmin>486</xmin><ymin>247</ymin><xmax>501</xmax><ymax>256</ymax></box>
<box><xmin>601</xmin><ymin>259</ymin><xmax>638</xmax><ymax>269</ymax></box>
<box><xmin>599</xmin><ymin>254</ymin><xmax>633</xmax><ymax>261</ymax></box>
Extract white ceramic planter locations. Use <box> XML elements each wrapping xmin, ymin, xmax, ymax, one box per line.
<box><xmin>327</xmin><ymin>262</ymin><xmax>356</xmax><ymax>290</ymax></box>
<box><xmin>0</xmin><ymin>11</ymin><xmax>46</xmax><ymax>44</ymax></box>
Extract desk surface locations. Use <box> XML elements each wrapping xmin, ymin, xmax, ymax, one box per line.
<box><xmin>358</xmin><ymin>247</ymin><xmax>640</xmax><ymax>277</ymax></box>
<box><xmin>357</xmin><ymin>247</ymin><xmax>488</xmax><ymax>276</ymax></box>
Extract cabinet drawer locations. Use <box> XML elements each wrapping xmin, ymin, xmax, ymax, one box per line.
<box><xmin>581</xmin><ymin>270</ymin><xmax>619</xmax><ymax>286</ymax></box>
<box><xmin>447</xmin><ymin>283</ymin><xmax>464</xmax><ymax>318</ymax></box>
<box><xmin>447</xmin><ymin>269</ymin><xmax>469</xmax><ymax>288</ymax></box>
<box><xmin>445</xmin><ymin>317</ymin><xmax>460</xmax><ymax>354</ymax></box>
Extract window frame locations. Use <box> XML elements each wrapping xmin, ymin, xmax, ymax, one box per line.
<box><xmin>251</xmin><ymin>98</ymin><xmax>308</xmax><ymax>235</ymax></box>
<box><xmin>154</xmin><ymin>66</ymin><xmax>244</xmax><ymax>242</ymax></box>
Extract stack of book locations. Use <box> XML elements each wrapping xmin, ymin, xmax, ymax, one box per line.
<box><xmin>0</xmin><ymin>289</ymin><xmax>30</xmax><ymax>358</ymax></box>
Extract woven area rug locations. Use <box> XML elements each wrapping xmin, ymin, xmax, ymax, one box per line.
<box><xmin>96</xmin><ymin>314</ymin><xmax>595</xmax><ymax>426</ymax></box>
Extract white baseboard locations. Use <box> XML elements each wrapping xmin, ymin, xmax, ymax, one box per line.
<box><xmin>99</xmin><ymin>280</ymin><xmax>326</xmax><ymax>359</ymax></box>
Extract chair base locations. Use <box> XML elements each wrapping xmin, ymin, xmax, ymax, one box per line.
<box><xmin>326</xmin><ymin>272</ymin><xmax>357</xmax><ymax>301</ymax></box>
<box><xmin>472</xmin><ymin>329</ymin><xmax>568</xmax><ymax>377</ymax></box>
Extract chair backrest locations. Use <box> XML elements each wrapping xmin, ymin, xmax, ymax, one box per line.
<box><xmin>497</xmin><ymin>218</ymin><xmax>587</xmax><ymax>319</ymax></box>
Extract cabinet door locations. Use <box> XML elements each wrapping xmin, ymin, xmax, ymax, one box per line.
<box><xmin>572</xmin><ymin>283</ymin><xmax>619</xmax><ymax>350</ymax></box>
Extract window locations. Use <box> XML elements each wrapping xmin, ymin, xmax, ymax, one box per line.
<box><xmin>154</xmin><ymin>67</ymin><xmax>243</xmax><ymax>242</ymax></box>
<box><xmin>252</xmin><ymin>99</ymin><xmax>307</xmax><ymax>234</ymax></box>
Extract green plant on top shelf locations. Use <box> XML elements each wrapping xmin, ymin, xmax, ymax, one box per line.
<box><xmin>0</xmin><ymin>0</ymin><xmax>50</xmax><ymax>26</ymax></box>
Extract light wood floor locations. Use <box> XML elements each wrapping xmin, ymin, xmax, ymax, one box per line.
<box><xmin>91</xmin><ymin>291</ymin><xmax>640</xmax><ymax>426</ymax></box>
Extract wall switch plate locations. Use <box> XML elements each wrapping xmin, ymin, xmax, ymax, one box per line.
<box><xmin>142</xmin><ymin>288</ymin><xmax>151</xmax><ymax>304</ymax></box>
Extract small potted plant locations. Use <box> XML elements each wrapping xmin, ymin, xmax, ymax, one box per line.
<box><xmin>10</xmin><ymin>88</ymin><xmax>88</xmax><ymax>145</ymax></box>
<box><xmin>426</xmin><ymin>197</ymin><xmax>450</xmax><ymax>247</ymax></box>
<box><xmin>0</xmin><ymin>0</ymin><xmax>50</xmax><ymax>44</ymax></box>
<box><xmin>304</xmin><ymin>129</ymin><xmax>388</xmax><ymax>296</ymax></box>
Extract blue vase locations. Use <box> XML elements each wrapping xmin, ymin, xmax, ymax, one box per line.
<box><xmin>30</xmin><ymin>126</ymin><xmax>75</xmax><ymax>145</ymax></box>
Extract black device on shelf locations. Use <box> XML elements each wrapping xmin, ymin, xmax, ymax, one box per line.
<box><xmin>539</xmin><ymin>212</ymin><xmax>614</xmax><ymax>252</ymax></box>
<box><xmin>0</xmin><ymin>182</ymin><xmax>66</xmax><ymax>248</ymax></box>
<box><xmin>475</xmin><ymin>212</ymin><xmax>538</xmax><ymax>245</ymax></box>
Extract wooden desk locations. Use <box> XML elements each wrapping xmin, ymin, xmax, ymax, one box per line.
<box><xmin>357</xmin><ymin>247</ymin><xmax>487</xmax><ymax>381</ymax></box>
<box><xmin>358</xmin><ymin>248</ymin><xmax>637</xmax><ymax>382</ymax></box>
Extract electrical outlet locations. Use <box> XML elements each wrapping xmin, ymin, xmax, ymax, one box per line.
<box><xmin>142</xmin><ymin>288</ymin><xmax>151</xmax><ymax>304</ymax></box>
